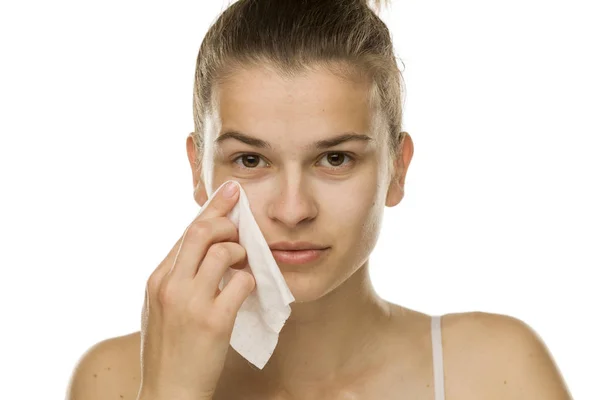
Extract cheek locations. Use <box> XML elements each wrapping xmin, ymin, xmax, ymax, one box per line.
<box><xmin>332</xmin><ymin>203</ymin><xmax>382</xmax><ymax>274</ymax></box>
<box><xmin>331</xmin><ymin>190</ymin><xmax>382</xmax><ymax>242</ymax></box>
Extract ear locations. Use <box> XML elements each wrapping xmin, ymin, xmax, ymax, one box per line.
<box><xmin>186</xmin><ymin>133</ymin><xmax>208</xmax><ymax>206</ymax></box>
<box><xmin>386</xmin><ymin>131</ymin><xmax>414</xmax><ymax>207</ymax></box>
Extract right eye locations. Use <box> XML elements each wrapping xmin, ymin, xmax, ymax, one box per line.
<box><xmin>232</xmin><ymin>153</ymin><xmax>269</xmax><ymax>170</ymax></box>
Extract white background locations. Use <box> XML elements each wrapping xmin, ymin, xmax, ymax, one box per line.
<box><xmin>1</xmin><ymin>0</ymin><xmax>598</xmax><ymax>398</ymax></box>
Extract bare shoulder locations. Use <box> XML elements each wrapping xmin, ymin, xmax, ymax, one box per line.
<box><xmin>66</xmin><ymin>331</ymin><xmax>142</xmax><ymax>400</ymax></box>
<box><xmin>440</xmin><ymin>312</ymin><xmax>573</xmax><ymax>400</ymax></box>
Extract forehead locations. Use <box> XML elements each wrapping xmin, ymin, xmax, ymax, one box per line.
<box><xmin>212</xmin><ymin>66</ymin><xmax>375</xmax><ymax>140</ymax></box>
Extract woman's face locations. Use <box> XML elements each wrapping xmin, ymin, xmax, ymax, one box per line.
<box><xmin>190</xmin><ymin>65</ymin><xmax>409</xmax><ymax>302</ymax></box>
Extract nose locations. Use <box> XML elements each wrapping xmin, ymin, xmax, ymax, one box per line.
<box><xmin>267</xmin><ymin>177</ymin><xmax>318</xmax><ymax>228</ymax></box>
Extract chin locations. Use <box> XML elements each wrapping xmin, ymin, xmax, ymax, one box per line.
<box><xmin>282</xmin><ymin>268</ymin><xmax>348</xmax><ymax>304</ymax></box>
<box><xmin>277</xmin><ymin>270</ymin><xmax>323</xmax><ymax>303</ymax></box>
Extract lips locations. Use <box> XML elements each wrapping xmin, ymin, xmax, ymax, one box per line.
<box><xmin>268</xmin><ymin>241</ymin><xmax>329</xmax><ymax>251</ymax></box>
<box><xmin>271</xmin><ymin>248</ymin><xmax>329</xmax><ymax>265</ymax></box>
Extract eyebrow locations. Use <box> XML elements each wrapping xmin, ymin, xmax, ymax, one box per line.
<box><xmin>214</xmin><ymin>130</ymin><xmax>373</xmax><ymax>150</ymax></box>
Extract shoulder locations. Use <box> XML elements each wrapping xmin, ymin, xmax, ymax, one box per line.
<box><xmin>440</xmin><ymin>312</ymin><xmax>573</xmax><ymax>400</ymax></box>
<box><xmin>66</xmin><ymin>331</ymin><xmax>141</xmax><ymax>400</ymax></box>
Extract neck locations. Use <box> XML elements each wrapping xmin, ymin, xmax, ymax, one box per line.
<box><xmin>226</xmin><ymin>261</ymin><xmax>394</xmax><ymax>396</ymax></box>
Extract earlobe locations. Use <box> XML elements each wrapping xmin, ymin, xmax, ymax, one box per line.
<box><xmin>385</xmin><ymin>131</ymin><xmax>413</xmax><ymax>207</ymax></box>
<box><xmin>385</xmin><ymin>179</ymin><xmax>404</xmax><ymax>207</ymax></box>
<box><xmin>193</xmin><ymin>182</ymin><xmax>209</xmax><ymax>207</ymax></box>
<box><xmin>186</xmin><ymin>133</ymin><xmax>207</xmax><ymax>206</ymax></box>
<box><xmin>384</xmin><ymin>158</ymin><xmax>404</xmax><ymax>207</ymax></box>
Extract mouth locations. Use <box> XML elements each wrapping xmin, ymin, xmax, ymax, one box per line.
<box><xmin>271</xmin><ymin>248</ymin><xmax>330</xmax><ymax>265</ymax></box>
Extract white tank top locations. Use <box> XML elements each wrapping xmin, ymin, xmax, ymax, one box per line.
<box><xmin>431</xmin><ymin>315</ymin><xmax>446</xmax><ymax>400</ymax></box>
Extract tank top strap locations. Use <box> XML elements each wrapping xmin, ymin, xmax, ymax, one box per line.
<box><xmin>431</xmin><ymin>315</ymin><xmax>446</xmax><ymax>400</ymax></box>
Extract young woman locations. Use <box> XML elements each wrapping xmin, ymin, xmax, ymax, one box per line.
<box><xmin>67</xmin><ymin>0</ymin><xmax>572</xmax><ymax>399</ymax></box>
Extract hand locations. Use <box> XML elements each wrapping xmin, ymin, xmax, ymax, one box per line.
<box><xmin>138</xmin><ymin>182</ymin><xmax>255</xmax><ymax>400</ymax></box>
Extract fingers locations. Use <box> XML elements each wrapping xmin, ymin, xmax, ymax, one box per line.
<box><xmin>148</xmin><ymin>181</ymin><xmax>240</xmax><ymax>287</ymax></box>
<box><xmin>193</xmin><ymin>241</ymin><xmax>248</xmax><ymax>298</ymax></box>
<box><xmin>214</xmin><ymin>270</ymin><xmax>256</xmax><ymax>323</ymax></box>
<box><xmin>168</xmin><ymin>181</ymin><xmax>240</xmax><ymax>280</ymax></box>
<box><xmin>168</xmin><ymin>217</ymin><xmax>239</xmax><ymax>281</ymax></box>
<box><xmin>197</xmin><ymin>181</ymin><xmax>240</xmax><ymax>222</ymax></box>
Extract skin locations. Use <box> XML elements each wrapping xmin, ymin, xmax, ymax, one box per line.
<box><xmin>66</xmin><ymin>63</ymin><xmax>573</xmax><ymax>400</ymax></box>
<box><xmin>186</xmin><ymin>64</ymin><xmax>414</xmax><ymax>396</ymax></box>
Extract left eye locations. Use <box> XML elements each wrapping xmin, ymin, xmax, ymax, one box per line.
<box><xmin>317</xmin><ymin>152</ymin><xmax>354</xmax><ymax>168</ymax></box>
<box><xmin>232</xmin><ymin>152</ymin><xmax>355</xmax><ymax>170</ymax></box>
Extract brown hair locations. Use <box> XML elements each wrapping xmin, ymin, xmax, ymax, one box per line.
<box><xmin>191</xmin><ymin>0</ymin><xmax>406</xmax><ymax>180</ymax></box>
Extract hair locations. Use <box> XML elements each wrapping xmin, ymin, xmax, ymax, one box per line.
<box><xmin>191</xmin><ymin>0</ymin><xmax>406</xmax><ymax>181</ymax></box>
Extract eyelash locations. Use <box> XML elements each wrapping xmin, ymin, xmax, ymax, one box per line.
<box><xmin>231</xmin><ymin>152</ymin><xmax>356</xmax><ymax>171</ymax></box>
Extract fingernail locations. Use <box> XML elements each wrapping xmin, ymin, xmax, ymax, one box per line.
<box><xmin>222</xmin><ymin>181</ymin><xmax>238</xmax><ymax>198</ymax></box>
